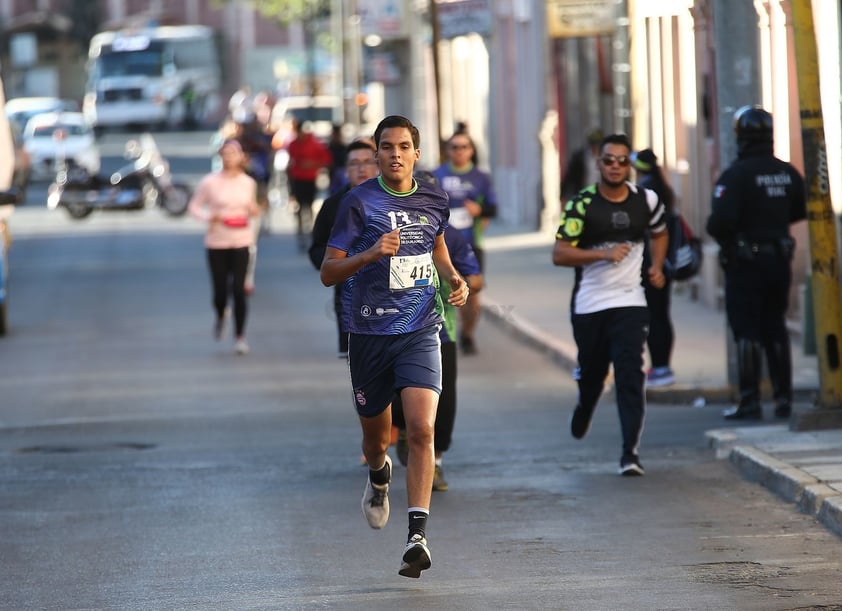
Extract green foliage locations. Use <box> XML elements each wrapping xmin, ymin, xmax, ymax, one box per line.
<box><xmin>213</xmin><ymin>0</ymin><xmax>331</xmax><ymax>24</ymax></box>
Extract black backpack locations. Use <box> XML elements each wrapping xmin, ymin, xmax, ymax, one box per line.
<box><xmin>667</xmin><ymin>213</ymin><xmax>703</xmax><ymax>280</ymax></box>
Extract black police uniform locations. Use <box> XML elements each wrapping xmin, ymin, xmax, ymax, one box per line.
<box><xmin>706</xmin><ymin>106</ymin><xmax>806</xmax><ymax>420</ymax></box>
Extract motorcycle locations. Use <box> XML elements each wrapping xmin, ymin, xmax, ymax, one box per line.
<box><xmin>0</xmin><ymin>188</ymin><xmax>21</xmax><ymax>336</ymax></box>
<box><xmin>47</xmin><ymin>133</ymin><xmax>191</xmax><ymax>220</ymax></box>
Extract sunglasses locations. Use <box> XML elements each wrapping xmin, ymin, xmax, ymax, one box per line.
<box><xmin>600</xmin><ymin>154</ymin><xmax>631</xmax><ymax>167</ymax></box>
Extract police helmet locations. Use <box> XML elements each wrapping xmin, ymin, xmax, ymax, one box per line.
<box><xmin>734</xmin><ymin>105</ymin><xmax>773</xmax><ymax>144</ymax></box>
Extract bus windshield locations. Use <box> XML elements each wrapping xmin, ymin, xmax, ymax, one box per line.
<box><xmin>97</xmin><ymin>45</ymin><xmax>165</xmax><ymax>78</ymax></box>
<box><xmin>84</xmin><ymin>26</ymin><xmax>222</xmax><ymax>129</ymax></box>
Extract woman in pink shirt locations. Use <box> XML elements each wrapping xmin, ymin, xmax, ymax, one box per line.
<box><xmin>189</xmin><ymin>139</ymin><xmax>261</xmax><ymax>354</ymax></box>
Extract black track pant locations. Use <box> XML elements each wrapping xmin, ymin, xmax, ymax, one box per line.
<box><xmin>289</xmin><ymin>178</ymin><xmax>317</xmax><ymax>236</ymax></box>
<box><xmin>572</xmin><ymin>306</ymin><xmax>649</xmax><ymax>457</ymax></box>
<box><xmin>644</xmin><ymin>277</ymin><xmax>673</xmax><ymax>369</ymax></box>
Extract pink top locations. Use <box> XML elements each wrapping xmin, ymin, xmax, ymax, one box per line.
<box><xmin>188</xmin><ymin>171</ymin><xmax>259</xmax><ymax>249</ymax></box>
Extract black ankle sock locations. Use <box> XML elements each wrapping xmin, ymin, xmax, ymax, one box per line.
<box><xmin>408</xmin><ymin>510</ymin><xmax>428</xmax><ymax>539</ymax></box>
<box><xmin>369</xmin><ymin>460</ymin><xmax>390</xmax><ymax>486</ymax></box>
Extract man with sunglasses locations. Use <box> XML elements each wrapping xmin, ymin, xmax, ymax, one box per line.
<box><xmin>552</xmin><ymin>133</ymin><xmax>668</xmax><ymax>476</ymax></box>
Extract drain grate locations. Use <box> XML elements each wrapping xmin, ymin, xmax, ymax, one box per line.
<box><xmin>15</xmin><ymin>442</ymin><xmax>156</xmax><ymax>454</ymax></box>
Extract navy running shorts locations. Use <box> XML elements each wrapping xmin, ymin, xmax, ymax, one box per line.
<box><xmin>348</xmin><ymin>325</ymin><xmax>443</xmax><ymax>418</ymax></box>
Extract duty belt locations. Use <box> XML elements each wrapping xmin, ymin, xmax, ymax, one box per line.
<box><xmin>735</xmin><ymin>237</ymin><xmax>794</xmax><ymax>258</ymax></box>
<box><xmin>743</xmin><ymin>241</ymin><xmax>777</xmax><ymax>255</ymax></box>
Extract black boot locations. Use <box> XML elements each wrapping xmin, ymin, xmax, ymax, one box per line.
<box><xmin>765</xmin><ymin>340</ymin><xmax>793</xmax><ymax>419</ymax></box>
<box><xmin>723</xmin><ymin>339</ymin><xmax>763</xmax><ymax>420</ymax></box>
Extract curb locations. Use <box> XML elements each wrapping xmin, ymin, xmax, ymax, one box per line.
<box><xmin>485</xmin><ymin>285</ymin><xmax>842</xmax><ymax>539</ymax></box>
<box><xmin>483</xmin><ymin>298</ymin><xmax>733</xmax><ymax>405</ymax></box>
<box><xmin>706</xmin><ymin>434</ymin><xmax>842</xmax><ymax>538</ymax></box>
<box><xmin>482</xmin><ymin>297</ymin><xmax>577</xmax><ymax>372</ymax></box>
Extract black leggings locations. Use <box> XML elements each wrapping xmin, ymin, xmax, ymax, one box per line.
<box><xmin>207</xmin><ymin>247</ymin><xmax>250</xmax><ymax>337</ymax></box>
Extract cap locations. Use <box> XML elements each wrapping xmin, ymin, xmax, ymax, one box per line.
<box><xmin>631</xmin><ymin>148</ymin><xmax>657</xmax><ymax>172</ymax></box>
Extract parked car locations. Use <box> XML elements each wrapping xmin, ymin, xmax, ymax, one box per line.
<box><xmin>5</xmin><ymin>96</ymin><xmax>78</xmax><ymax>133</ymax></box>
<box><xmin>270</xmin><ymin>95</ymin><xmax>341</xmax><ymax>142</ymax></box>
<box><xmin>23</xmin><ymin>112</ymin><xmax>100</xmax><ymax>181</ymax></box>
<box><xmin>10</xmin><ymin>121</ymin><xmax>30</xmax><ymax>203</ymax></box>
<box><xmin>1</xmin><ymin>80</ymin><xmax>22</xmax><ymax>336</ymax></box>
<box><xmin>5</xmin><ymin>97</ymin><xmax>76</xmax><ymax>199</ymax></box>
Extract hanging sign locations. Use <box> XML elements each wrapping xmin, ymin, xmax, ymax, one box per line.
<box><xmin>357</xmin><ymin>0</ymin><xmax>407</xmax><ymax>39</ymax></box>
<box><xmin>546</xmin><ymin>0</ymin><xmax>618</xmax><ymax>38</ymax></box>
<box><xmin>438</xmin><ymin>0</ymin><xmax>493</xmax><ymax>39</ymax></box>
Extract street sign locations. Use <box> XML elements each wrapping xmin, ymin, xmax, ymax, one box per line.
<box><xmin>437</xmin><ymin>0</ymin><xmax>493</xmax><ymax>40</ymax></box>
<box><xmin>547</xmin><ymin>0</ymin><xmax>618</xmax><ymax>38</ymax></box>
<box><xmin>357</xmin><ymin>0</ymin><xmax>406</xmax><ymax>39</ymax></box>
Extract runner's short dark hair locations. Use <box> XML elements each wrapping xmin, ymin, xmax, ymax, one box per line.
<box><xmin>374</xmin><ymin>115</ymin><xmax>420</xmax><ymax>149</ymax></box>
<box><xmin>599</xmin><ymin>133</ymin><xmax>632</xmax><ymax>152</ymax></box>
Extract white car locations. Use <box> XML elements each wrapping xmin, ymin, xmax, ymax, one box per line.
<box><xmin>269</xmin><ymin>95</ymin><xmax>341</xmax><ymax>142</ymax></box>
<box><xmin>23</xmin><ymin>112</ymin><xmax>100</xmax><ymax>181</ymax></box>
<box><xmin>6</xmin><ymin>96</ymin><xmax>78</xmax><ymax>133</ymax></box>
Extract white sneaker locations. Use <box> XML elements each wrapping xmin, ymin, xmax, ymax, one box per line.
<box><xmin>361</xmin><ymin>455</ymin><xmax>391</xmax><ymax>529</ymax></box>
<box><xmin>234</xmin><ymin>338</ymin><xmax>250</xmax><ymax>355</ymax></box>
<box><xmin>399</xmin><ymin>533</ymin><xmax>432</xmax><ymax>578</ymax></box>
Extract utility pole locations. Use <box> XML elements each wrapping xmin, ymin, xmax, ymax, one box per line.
<box><xmin>711</xmin><ymin>0</ymin><xmax>761</xmax><ymax>389</ymax></box>
<box><xmin>428</xmin><ymin>0</ymin><xmax>444</xmax><ymax>162</ymax></box>
<box><xmin>789</xmin><ymin>0</ymin><xmax>842</xmax><ymax>429</ymax></box>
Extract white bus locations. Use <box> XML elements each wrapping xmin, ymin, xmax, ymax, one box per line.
<box><xmin>83</xmin><ymin>25</ymin><xmax>222</xmax><ymax>130</ymax></box>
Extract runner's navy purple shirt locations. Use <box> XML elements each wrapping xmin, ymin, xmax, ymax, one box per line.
<box><xmin>328</xmin><ymin>176</ymin><xmax>450</xmax><ymax>335</ymax></box>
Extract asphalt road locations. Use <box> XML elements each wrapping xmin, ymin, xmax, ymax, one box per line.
<box><xmin>1</xmin><ymin>131</ymin><xmax>841</xmax><ymax>610</ymax></box>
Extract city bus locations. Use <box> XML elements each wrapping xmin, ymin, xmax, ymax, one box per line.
<box><xmin>83</xmin><ymin>25</ymin><xmax>222</xmax><ymax>131</ymax></box>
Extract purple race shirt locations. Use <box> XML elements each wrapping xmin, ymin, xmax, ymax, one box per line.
<box><xmin>328</xmin><ymin>176</ymin><xmax>450</xmax><ymax>335</ymax></box>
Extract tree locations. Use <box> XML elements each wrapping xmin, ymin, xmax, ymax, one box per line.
<box><xmin>213</xmin><ymin>0</ymin><xmax>330</xmax><ymax>25</ymax></box>
<box><xmin>215</xmin><ymin>0</ymin><xmax>332</xmax><ymax>96</ymax></box>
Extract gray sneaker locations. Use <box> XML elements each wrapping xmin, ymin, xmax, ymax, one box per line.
<box><xmin>361</xmin><ymin>455</ymin><xmax>391</xmax><ymax>529</ymax></box>
<box><xmin>398</xmin><ymin>533</ymin><xmax>432</xmax><ymax>578</ymax></box>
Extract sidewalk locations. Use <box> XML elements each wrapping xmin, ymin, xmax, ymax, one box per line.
<box><xmin>479</xmin><ymin>226</ymin><xmax>842</xmax><ymax>538</ymax></box>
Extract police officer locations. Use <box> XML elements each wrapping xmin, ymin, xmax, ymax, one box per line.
<box><xmin>706</xmin><ymin>105</ymin><xmax>807</xmax><ymax>420</ymax></box>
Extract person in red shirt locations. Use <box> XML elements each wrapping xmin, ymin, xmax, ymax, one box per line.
<box><xmin>285</xmin><ymin>119</ymin><xmax>332</xmax><ymax>250</ymax></box>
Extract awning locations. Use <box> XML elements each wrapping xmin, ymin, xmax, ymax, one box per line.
<box><xmin>1</xmin><ymin>11</ymin><xmax>72</xmax><ymax>35</ymax></box>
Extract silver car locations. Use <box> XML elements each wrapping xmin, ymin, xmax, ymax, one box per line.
<box><xmin>23</xmin><ymin>111</ymin><xmax>101</xmax><ymax>181</ymax></box>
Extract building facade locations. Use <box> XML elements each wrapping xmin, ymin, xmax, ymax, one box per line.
<box><xmin>1</xmin><ymin>0</ymin><xmax>839</xmax><ymax>283</ymax></box>
<box><xmin>626</xmin><ymin>0</ymin><xmax>841</xmax><ymax>322</ymax></box>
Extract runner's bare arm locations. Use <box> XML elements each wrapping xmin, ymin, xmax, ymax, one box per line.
<box><xmin>320</xmin><ymin>229</ymin><xmax>401</xmax><ymax>286</ymax></box>
<box><xmin>552</xmin><ymin>239</ymin><xmax>632</xmax><ymax>267</ymax></box>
